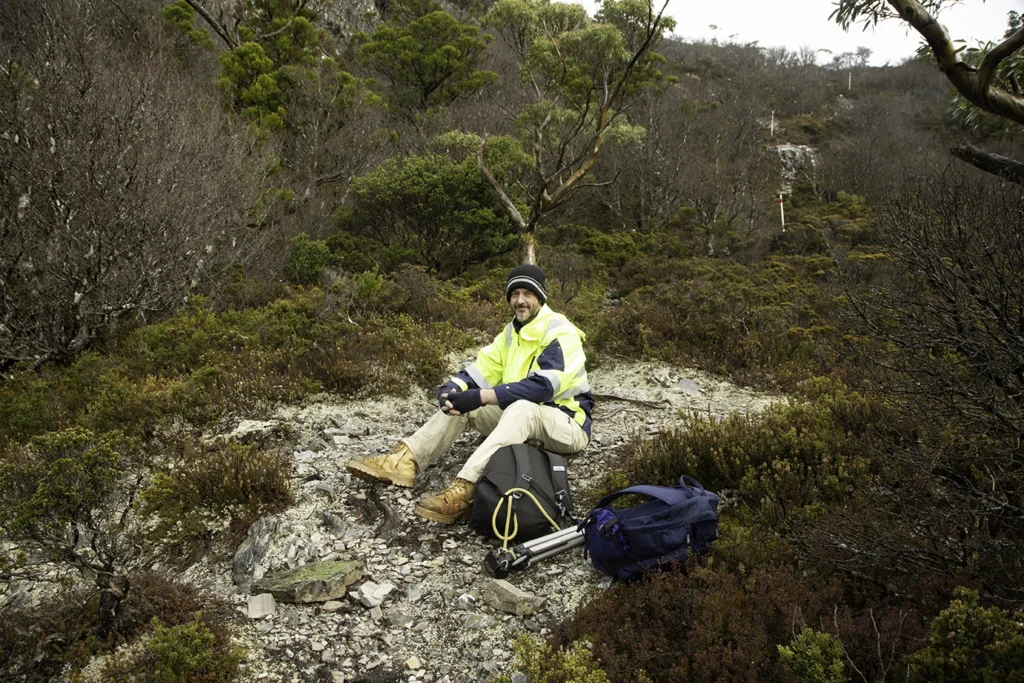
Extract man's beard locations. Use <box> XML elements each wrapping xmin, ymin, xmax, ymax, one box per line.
<box><xmin>515</xmin><ymin>306</ymin><xmax>538</xmax><ymax>323</ymax></box>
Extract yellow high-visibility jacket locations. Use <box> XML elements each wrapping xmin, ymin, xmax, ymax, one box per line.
<box><xmin>442</xmin><ymin>305</ymin><xmax>593</xmax><ymax>436</ymax></box>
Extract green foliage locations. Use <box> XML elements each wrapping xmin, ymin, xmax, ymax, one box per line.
<box><xmin>0</xmin><ymin>428</ymin><xmax>135</xmax><ymax>543</ymax></box>
<box><xmin>335</xmin><ymin>150</ymin><xmax>520</xmax><ymax>277</ymax></box>
<box><xmin>212</xmin><ymin>0</ymin><xmax>357</xmax><ymax>132</ymax></box>
<box><xmin>162</xmin><ymin>0</ymin><xmax>215</xmax><ymax>48</ymax></box>
<box><xmin>778</xmin><ymin>628</ymin><xmax>847</xmax><ymax>683</ymax></box>
<box><xmin>139</xmin><ymin>439</ymin><xmax>292</xmax><ymax>561</ymax></box>
<box><xmin>0</xmin><ymin>273</ymin><xmax>490</xmax><ymax>449</ymax></box>
<box><xmin>359</xmin><ymin>9</ymin><xmax>498</xmax><ymax>111</ymax></box>
<box><xmin>285</xmin><ymin>233</ymin><xmax>333</xmax><ymax>285</ymax></box>
<box><xmin>907</xmin><ymin>587</ymin><xmax>1024</xmax><ymax>683</ymax></box>
<box><xmin>217</xmin><ymin>41</ymin><xmax>288</xmax><ymax>130</ymax></box>
<box><xmin>501</xmin><ymin>634</ymin><xmax>616</xmax><ymax>683</ymax></box>
<box><xmin>97</xmin><ymin>614</ymin><xmax>243</xmax><ymax>683</ymax></box>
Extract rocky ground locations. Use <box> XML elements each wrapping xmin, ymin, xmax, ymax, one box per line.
<box><xmin>173</xmin><ymin>358</ymin><xmax>782</xmax><ymax>683</ymax></box>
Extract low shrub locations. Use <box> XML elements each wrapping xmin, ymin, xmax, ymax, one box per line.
<box><xmin>501</xmin><ymin>634</ymin><xmax>617</xmax><ymax>683</ymax></box>
<box><xmin>907</xmin><ymin>587</ymin><xmax>1024</xmax><ymax>682</ymax></box>
<box><xmin>557</xmin><ymin>548</ymin><xmax>927</xmax><ymax>683</ymax></box>
<box><xmin>0</xmin><ymin>586</ymin><xmax>99</xmax><ymax>680</ymax></box>
<box><xmin>554</xmin><ymin>559</ymin><xmax>841</xmax><ymax>682</ymax></box>
<box><xmin>94</xmin><ymin>613</ymin><xmax>243</xmax><ymax>683</ymax></box>
<box><xmin>597</xmin><ymin>255</ymin><xmax>841</xmax><ymax>389</ymax></box>
<box><xmin>138</xmin><ymin>439</ymin><xmax>293</xmax><ymax>562</ymax></box>
<box><xmin>778</xmin><ymin>628</ymin><xmax>846</xmax><ymax>683</ymax></box>
<box><xmin>596</xmin><ymin>379</ymin><xmax>879</xmax><ymax>527</ymax></box>
<box><xmin>0</xmin><ymin>572</ymin><xmax>231</xmax><ymax>681</ymax></box>
<box><xmin>0</xmin><ymin>273</ymin><xmax>491</xmax><ymax>445</ymax></box>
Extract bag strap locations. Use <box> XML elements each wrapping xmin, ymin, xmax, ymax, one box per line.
<box><xmin>543</xmin><ymin>450</ymin><xmax>575</xmax><ymax>519</ymax></box>
<box><xmin>511</xmin><ymin>443</ymin><xmax>534</xmax><ymax>497</ymax></box>
<box><xmin>679</xmin><ymin>475</ymin><xmax>706</xmax><ymax>492</ymax></box>
<box><xmin>595</xmin><ymin>484</ymin><xmax>690</xmax><ymax>509</ymax></box>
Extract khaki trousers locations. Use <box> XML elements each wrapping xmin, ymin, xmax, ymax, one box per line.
<box><xmin>402</xmin><ymin>400</ymin><xmax>589</xmax><ymax>482</ymax></box>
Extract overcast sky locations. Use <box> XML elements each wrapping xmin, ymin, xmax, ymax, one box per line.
<box><xmin>643</xmin><ymin>0</ymin><xmax>1019</xmax><ymax>66</ymax></box>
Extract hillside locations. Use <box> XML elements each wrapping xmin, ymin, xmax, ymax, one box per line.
<box><xmin>2</xmin><ymin>0</ymin><xmax>1023</xmax><ymax>681</ymax></box>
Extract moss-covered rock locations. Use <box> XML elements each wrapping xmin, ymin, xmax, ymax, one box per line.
<box><xmin>252</xmin><ymin>560</ymin><xmax>364</xmax><ymax>603</ymax></box>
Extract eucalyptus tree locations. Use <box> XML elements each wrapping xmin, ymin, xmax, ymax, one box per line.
<box><xmin>480</xmin><ymin>0</ymin><xmax>675</xmax><ymax>263</ymax></box>
<box><xmin>358</xmin><ymin>0</ymin><xmax>499</xmax><ymax>113</ymax></box>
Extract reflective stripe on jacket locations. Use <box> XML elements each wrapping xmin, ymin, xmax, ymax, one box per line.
<box><xmin>442</xmin><ymin>305</ymin><xmax>593</xmax><ymax>436</ymax></box>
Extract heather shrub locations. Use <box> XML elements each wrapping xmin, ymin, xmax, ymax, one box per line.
<box><xmin>906</xmin><ymin>587</ymin><xmax>1024</xmax><ymax>683</ymax></box>
<box><xmin>0</xmin><ymin>586</ymin><xmax>99</xmax><ymax>680</ymax></box>
<box><xmin>599</xmin><ymin>380</ymin><xmax>879</xmax><ymax>526</ymax></box>
<box><xmin>555</xmin><ymin>559</ymin><xmax>842</xmax><ymax>682</ymax></box>
<box><xmin>778</xmin><ymin>628</ymin><xmax>846</xmax><ymax>683</ymax></box>
<box><xmin>138</xmin><ymin>439</ymin><xmax>293</xmax><ymax>561</ymax></box>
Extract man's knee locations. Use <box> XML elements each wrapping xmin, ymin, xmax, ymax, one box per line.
<box><xmin>496</xmin><ymin>400</ymin><xmax>538</xmax><ymax>429</ymax></box>
<box><xmin>503</xmin><ymin>400</ymin><xmax>538</xmax><ymax>417</ymax></box>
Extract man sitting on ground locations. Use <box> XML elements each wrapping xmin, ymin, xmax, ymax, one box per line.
<box><xmin>346</xmin><ymin>264</ymin><xmax>594</xmax><ymax>523</ymax></box>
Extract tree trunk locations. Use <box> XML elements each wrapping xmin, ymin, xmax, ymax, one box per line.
<box><xmin>96</xmin><ymin>571</ymin><xmax>130</xmax><ymax>638</ymax></box>
<box><xmin>521</xmin><ymin>230</ymin><xmax>536</xmax><ymax>265</ymax></box>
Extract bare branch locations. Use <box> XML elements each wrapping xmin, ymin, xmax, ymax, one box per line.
<box><xmin>181</xmin><ymin>0</ymin><xmax>239</xmax><ymax>49</ymax></box>
<box><xmin>950</xmin><ymin>143</ymin><xmax>1024</xmax><ymax>185</ymax></box>
<box><xmin>477</xmin><ymin>135</ymin><xmax>527</xmax><ymax>232</ymax></box>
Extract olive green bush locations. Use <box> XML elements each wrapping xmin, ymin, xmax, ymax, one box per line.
<box><xmin>907</xmin><ymin>587</ymin><xmax>1024</xmax><ymax>683</ymax></box>
<box><xmin>94</xmin><ymin>614</ymin><xmax>243</xmax><ymax>683</ymax></box>
<box><xmin>597</xmin><ymin>255</ymin><xmax>841</xmax><ymax>389</ymax></box>
<box><xmin>500</xmin><ymin>635</ymin><xmax>617</xmax><ymax>683</ymax></box>
<box><xmin>335</xmin><ymin>151</ymin><xmax>519</xmax><ymax>278</ymax></box>
<box><xmin>285</xmin><ymin>233</ymin><xmax>334</xmax><ymax>285</ymax></box>
<box><xmin>139</xmin><ymin>439</ymin><xmax>293</xmax><ymax>562</ymax></box>
<box><xmin>0</xmin><ymin>276</ymin><xmax>487</xmax><ymax>446</ymax></box>
<box><xmin>778</xmin><ymin>628</ymin><xmax>847</xmax><ymax>683</ymax></box>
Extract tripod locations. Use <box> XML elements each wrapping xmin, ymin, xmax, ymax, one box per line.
<box><xmin>483</xmin><ymin>525</ymin><xmax>586</xmax><ymax>578</ymax></box>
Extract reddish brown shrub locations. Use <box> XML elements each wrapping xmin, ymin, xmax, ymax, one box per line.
<box><xmin>555</xmin><ymin>550</ymin><xmax>929</xmax><ymax>683</ymax></box>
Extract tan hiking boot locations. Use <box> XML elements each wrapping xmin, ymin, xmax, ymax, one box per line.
<box><xmin>414</xmin><ymin>478</ymin><xmax>476</xmax><ymax>524</ymax></box>
<box><xmin>346</xmin><ymin>442</ymin><xmax>417</xmax><ymax>487</ymax></box>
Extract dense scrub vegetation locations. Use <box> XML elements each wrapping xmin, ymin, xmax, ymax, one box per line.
<box><xmin>2</xmin><ymin>0</ymin><xmax>1023</xmax><ymax>680</ymax></box>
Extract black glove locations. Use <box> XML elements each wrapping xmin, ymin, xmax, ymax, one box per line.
<box><xmin>438</xmin><ymin>387</ymin><xmax>453</xmax><ymax>411</ymax></box>
<box><xmin>447</xmin><ymin>389</ymin><xmax>482</xmax><ymax>414</ymax></box>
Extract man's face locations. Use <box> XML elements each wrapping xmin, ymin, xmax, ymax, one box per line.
<box><xmin>509</xmin><ymin>288</ymin><xmax>542</xmax><ymax>323</ymax></box>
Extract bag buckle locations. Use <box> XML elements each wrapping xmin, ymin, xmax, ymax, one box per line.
<box><xmin>599</xmin><ymin>520</ymin><xmax>619</xmax><ymax>539</ymax></box>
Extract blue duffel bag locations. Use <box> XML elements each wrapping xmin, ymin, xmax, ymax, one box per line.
<box><xmin>581</xmin><ymin>475</ymin><xmax>719</xmax><ymax>582</ymax></box>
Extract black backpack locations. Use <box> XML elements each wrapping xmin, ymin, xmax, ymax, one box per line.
<box><xmin>470</xmin><ymin>442</ymin><xmax>575</xmax><ymax>543</ymax></box>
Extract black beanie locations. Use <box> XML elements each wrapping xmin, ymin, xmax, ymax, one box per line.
<box><xmin>506</xmin><ymin>264</ymin><xmax>547</xmax><ymax>304</ymax></box>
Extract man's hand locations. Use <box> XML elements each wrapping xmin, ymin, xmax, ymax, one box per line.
<box><xmin>437</xmin><ymin>389</ymin><xmax>451</xmax><ymax>411</ymax></box>
<box><xmin>446</xmin><ymin>389</ymin><xmax>483</xmax><ymax>415</ymax></box>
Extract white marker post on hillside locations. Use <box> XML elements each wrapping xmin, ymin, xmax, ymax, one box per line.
<box><xmin>770</xmin><ymin>110</ymin><xmax>775</xmax><ymax>137</ymax></box>
<box><xmin>779</xmin><ymin>193</ymin><xmax>786</xmax><ymax>232</ymax></box>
